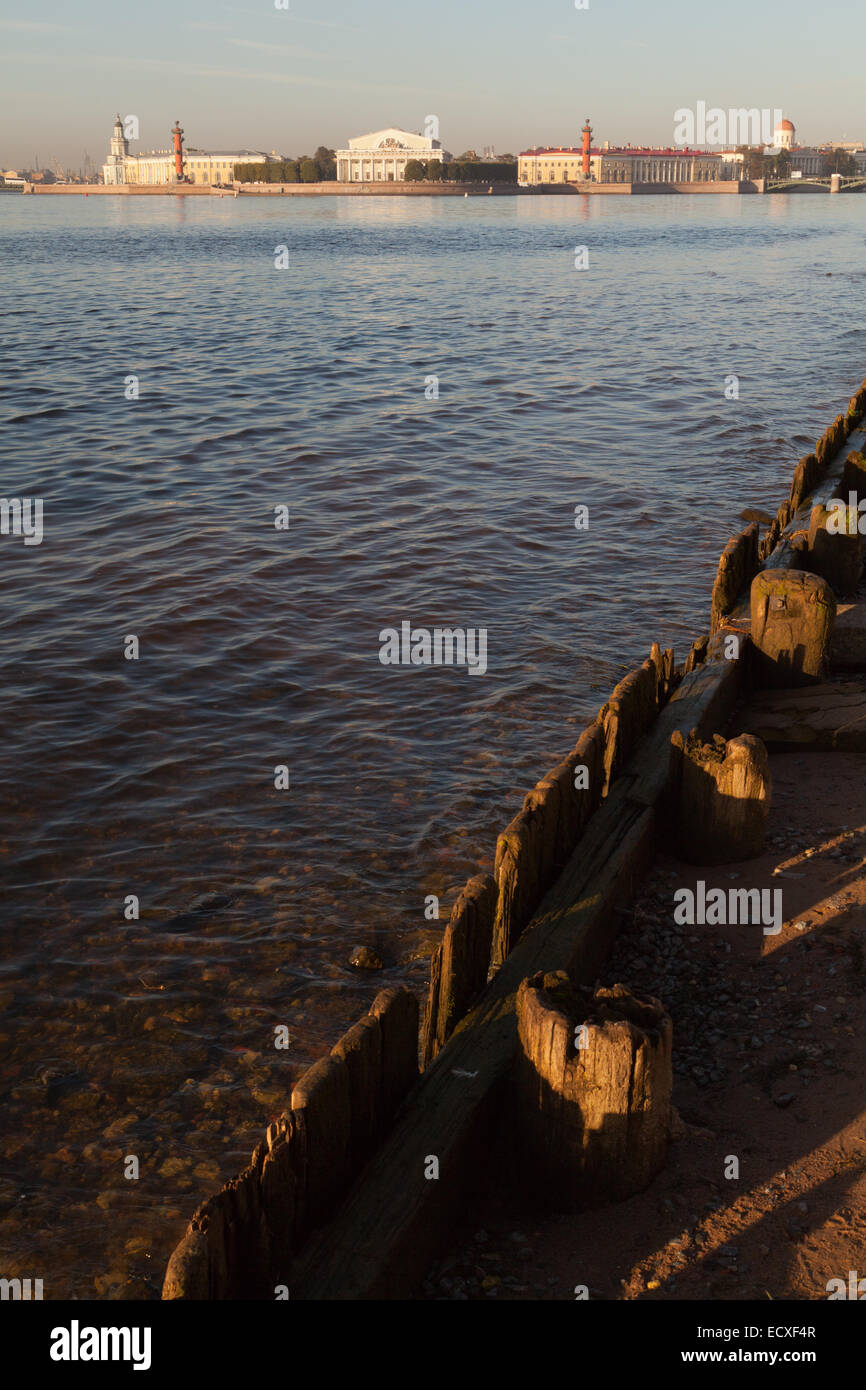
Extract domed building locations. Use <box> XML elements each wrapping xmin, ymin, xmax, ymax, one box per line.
<box><xmin>763</xmin><ymin>117</ymin><xmax>824</xmax><ymax>176</ymax></box>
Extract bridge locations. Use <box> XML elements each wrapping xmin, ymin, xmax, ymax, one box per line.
<box><xmin>766</xmin><ymin>175</ymin><xmax>866</xmax><ymax>193</ymax></box>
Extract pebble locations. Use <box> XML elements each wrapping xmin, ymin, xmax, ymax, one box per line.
<box><xmin>159</xmin><ymin>1157</ymin><xmax>188</xmax><ymax>1178</ymax></box>
<box><xmin>102</xmin><ymin>1114</ymin><xmax>139</xmax><ymax>1141</ymax></box>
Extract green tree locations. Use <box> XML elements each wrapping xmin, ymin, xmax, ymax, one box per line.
<box><xmin>426</xmin><ymin>158</ymin><xmax>444</xmax><ymax>182</ymax></box>
<box><xmin>450</xmin><ymin>160</ymin><xmax>517</xmax><ymax>184</ymax></box>
<box><xmin>299</xmin><ymin>158</ymin><xmax>319</xmax><ymax>183</ymax></box>
<box><xmin>313</xmin><ymin>145</ymin><xmax>336</xmax><ymax>180</ymax></box>
<box><xmin>736</xmin><ymin>145</ymin><xmax>765</xmax><ymax>181</ymax></box>
<box><xmin>403</xmin><ymin>159</ymin><xmax>426</xmax><ymax>181</ymax></box>
<box><xmin>823</xmin><ymin>148</ymin><xmax>855</xmax><ymax>175</ymax></box>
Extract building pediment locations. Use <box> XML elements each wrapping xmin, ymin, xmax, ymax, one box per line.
<box><xmin>347</xmin><ymin>127</ymin><xmax>433</xmax><ymax>152</ymax></box>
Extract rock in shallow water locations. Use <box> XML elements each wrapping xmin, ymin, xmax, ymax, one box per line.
<box><xmin>348</xmin><ymin>945</ymin><xmax>384</xmax><ymax>970</ymax></box>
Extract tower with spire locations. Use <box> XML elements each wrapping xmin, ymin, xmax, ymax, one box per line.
<box><xmin>104</xmin><ymin>114</ymin><xmax>129</xmax><ymax>184</ymax></box>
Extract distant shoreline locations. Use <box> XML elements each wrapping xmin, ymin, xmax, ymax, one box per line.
<box><xmin>17</xmin><ymin>178</ymin><xmax>860</xmax><ymax>197</ymax></box>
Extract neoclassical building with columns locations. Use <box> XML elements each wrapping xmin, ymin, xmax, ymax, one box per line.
<box><xmin>335</xmin><ymin>127</ymin><xmax>451</xmax><ymax>182</ymax></box>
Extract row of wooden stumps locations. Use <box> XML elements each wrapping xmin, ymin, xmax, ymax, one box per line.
<box><xmin>581</xmin><ymin>459</ymin><xmax>856</xmax><ymax>1207</ymax></box>
<box><xmin>510</xmin><ymin>729</ymin><xmax>772</xmax><ymax>1210</ymax></box>
<box><xmin>510</xmin><ymin>422</ymin><xmax>863</xmax><ymax>1213</ymax></box>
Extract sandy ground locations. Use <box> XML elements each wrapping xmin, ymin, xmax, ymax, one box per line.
<box><xmin>422</xmin><ymin>749</ymin><xmax>866</xmax><ymax>1301</ymax></box>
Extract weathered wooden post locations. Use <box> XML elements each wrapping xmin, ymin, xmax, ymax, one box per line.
<box><xmin>750</xmin><ymin>569</ymin><xmax>836</xmax><ymax>687</ymax></box>
<box><xmin>513</xmin><ymin>972</ymin><xmax>672</xmax><ymax>1209</ymax></box>
<box><xmin>671</xmin><ymin>729</ymin><xmax>771</xmax><ymax>863</ymax></box>
<box><xmin>291</xmin><ymin>1056</ymin><xmax>351</xmax><ymax>1238</ymax></box>
<box><xmin>490</xmin><ymin>720</ymin><xmax>605</xmax><ymax>967</ymax></box>
<box><xmin>422</xmin><ymin>874</ymin><xmax>497</xmax><ymax>1067</ymax></box>
<box><xmin>601</xmin><ymin>659</ymin><xmax>658</xmax><ymax>795</ymax></box>
<box><xmin>789</xmin><ymin>453</ymin><xmax>822</xmax><ymax>512</ymax></box>
<box><xmin>683</xmin><ymin>635</ymin><xmax>709</xmax><ymax>674</ymax></box>
<box><xmin>710</xmin><ymin>522</ymin><xmax>760</xmax><ymax>634</ymax></box>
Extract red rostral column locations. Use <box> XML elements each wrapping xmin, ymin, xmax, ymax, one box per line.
<box><xmin>582</xmin><ymin>117</ymin><xmax>593</xmax><ymax>178</ymax></box>
<box><xmin>172</xmin><ymin>120</ymin><xmax>184</xmax><ymax>181</ymax></box>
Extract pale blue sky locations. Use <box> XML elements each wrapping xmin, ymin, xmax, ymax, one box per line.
<box><xmin>1</xmin><ymin>0</ymin><xmax>864</xmax><ymax>170</ymax></box>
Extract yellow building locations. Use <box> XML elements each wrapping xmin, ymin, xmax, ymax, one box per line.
<box><xmin>102</xmin><ymin>116</ymin><xmax>277</xmax><ymax>185</ymax></box>
<box><xmin>519</xmin><ymin>145</ymin><xmax>731</xmax><ymax>185</ymax></box>
<box><xmin>124</xmin><ymin>149</ymin><xmax>267</xmax><ymax>186</ymax></box>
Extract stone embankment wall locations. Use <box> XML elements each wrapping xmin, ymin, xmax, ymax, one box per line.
<box><xmin>27</xmin><ymin>180</ymin><xmax>759</xmax><ymax>199</ymax></box>
<box><xmin>562</xmin><ymin>181</ymin><xmax>753</xmax><ymax>196</ymax></box>
<box><xmin>235</xmin><ymin>182</ymin><xmax>515</xmax><ymax>196</ymax></box>
<box><xmin>24</xmin><ymin>184</ymin><xmax>215</xmax><ymax>196</ymax></box>
<box><xmin>25</xmin><ymin>182</ymin><xmax>514</xmax><ymax>198</ymax></box>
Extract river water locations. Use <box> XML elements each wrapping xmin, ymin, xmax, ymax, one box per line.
<box><xmin>1</xmin><ymin>192</ymin><xmax>864</xmax><ymax>1297</ymax></box>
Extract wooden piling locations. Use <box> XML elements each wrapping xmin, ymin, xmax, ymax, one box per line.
<box><xmin>490</xmin><ymin>719</ymin><xmax>605</xmax><ymax>967</ymax></box>
<box><xmin>370</xmin><ymin>986</ymin><xmax>419</xmax><ymax>1117</ymax></box>
<box><xmin>422</xmin><ymin>874</ymin><xmax>497</xmax><ymax>1067</ymax></box>
<box><xmin>650</xmin><ymin>642</ymin><xmax>677</xmax><ymax>706</ymax></box>
<box><xmin>513</xmin><ymin>972</ymin><xmax>672</xmax><ymax>1210</ymax></box>
<box><xmin>807</xmin><ymin>502</ymin><xmax>863</xmax><ymax>594</ymax></box>
<box><xmin>291</xmin><ymin>1055</ymin><xmax>352</xmax><ymax>1238</ymax></box>
<box><xmin>750</xmin><ymin>569</ymin><xmax>836</xmax><ymax>687</ymax></box>
<box><xmin>332</xmin><ymin>1014</ymin><xmax>384</xmax><ymax>1168</ymax></box>
<box><xmin>682</xmin><ymin>635</ymin><xmax>708</xmax><ymax>675</ymax></box>
<box><xmin>710</xmin><ymin>522</ymin><xmax>760</xmax><ymax>634</ymax></box>
<box><xmin>671</xmin><ymin>730</ymin><xmax>771</xmax><ymax>863</ymax></box>
<box><xmin>260</xmin><ymin>1118</ymin><xmax>297</xmax><ymax>1269</ymax></box>
<box><xmin>841</xmin><ymin>449</ymin><xmax>866</xmax><ymax>503</ymax></box>
<box><xmin>601</xmin><ymin>659</ymin><xmax>658</xmax><ymax>795</ymax></box>
<box><xmin>173</xmin><ymin>1146</ymin><xmax>269</xmax><ymax>1300</ymax></box>
<box><xmin>789</xmin><ymin>454</ymin><xmax>824</xmax><ymax>513</ymax></box>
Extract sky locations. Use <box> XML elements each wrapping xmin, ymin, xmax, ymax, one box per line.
<box><xmin>1</xmin><ymin>0</ymin><xmax>865</xmax><ymax>171</ymax></box>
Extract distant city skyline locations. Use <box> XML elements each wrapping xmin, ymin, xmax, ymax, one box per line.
<box><xmin>1</xmin><ymin>0</ymin><xmax>865</xmax><ymax>169</ymax></box>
